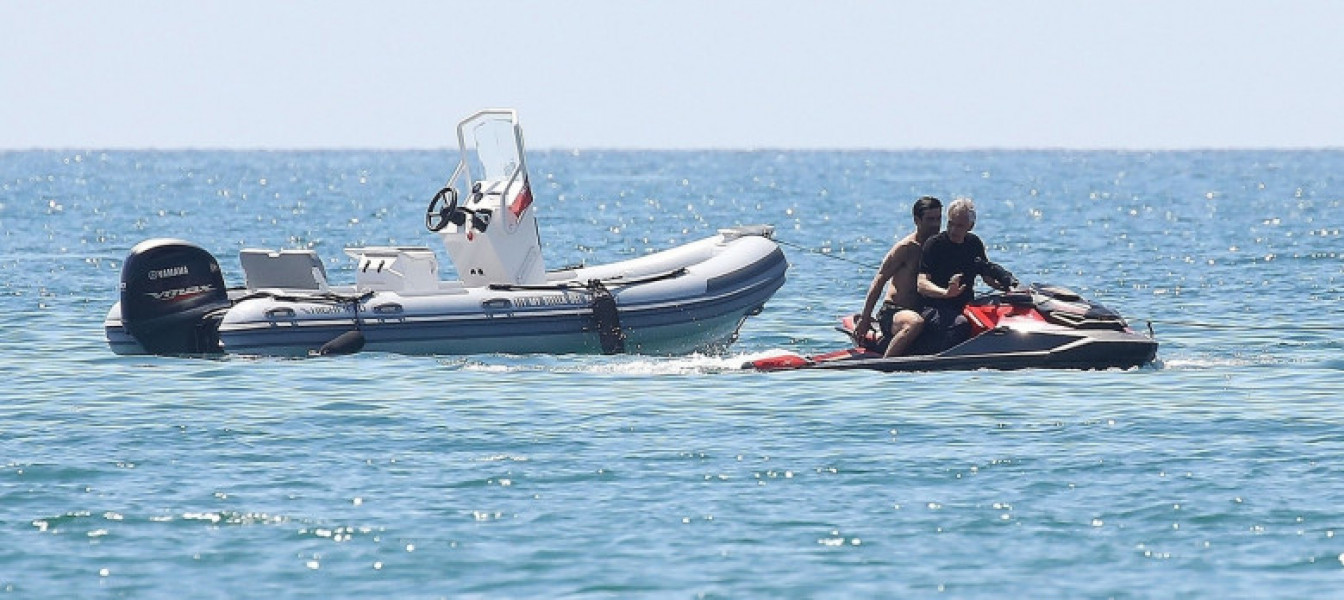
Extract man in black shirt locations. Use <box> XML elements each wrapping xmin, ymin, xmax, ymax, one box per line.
<box><xmin>915</xmin><ymin>198</ymin><xmax>1015</xmax><ymax>353</ymax></box>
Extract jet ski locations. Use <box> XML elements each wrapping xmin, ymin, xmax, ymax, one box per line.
<box><xmin>745</xmin><ymin>283</ymin><xmax>1157</xmax><ymax>372</ymax></box>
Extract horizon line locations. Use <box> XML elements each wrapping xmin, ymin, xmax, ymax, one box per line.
<box><xmin>4</xmin><ymin>144</ymin><xmax>1343</xmax><ymax>153</ymax></box>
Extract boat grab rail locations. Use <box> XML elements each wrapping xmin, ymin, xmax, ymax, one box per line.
<box><xmin>233</xmin><ymin>289</ymin><xmax>376</xmax><ymax>307</ymax></box>
<box><xmin>486</xmin><ymin>267</ymin><xmax>688</xmax><ymax>292</ymax></box>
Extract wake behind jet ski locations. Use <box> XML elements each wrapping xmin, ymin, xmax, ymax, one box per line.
<box><xmin>745</xmin><ymin>283</ymin><xmax>1158</xmax><ymax>373</ymax></box>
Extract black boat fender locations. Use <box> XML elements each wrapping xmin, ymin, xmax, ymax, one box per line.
<box><xmin>315</xmin><ymin>330</ymin><xmax>366</xmax><ymax>356</ymax></box>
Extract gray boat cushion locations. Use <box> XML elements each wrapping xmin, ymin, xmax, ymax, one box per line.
<box><xmin>240</xmin><ymin>249</ymin><xmax>329</xmax><ymax>291</ymax></box>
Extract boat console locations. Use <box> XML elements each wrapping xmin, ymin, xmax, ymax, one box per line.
<box><xmin>428</xmin><ymin>109</ymin><xmax>547</xmax><ymax>288</ymax></box>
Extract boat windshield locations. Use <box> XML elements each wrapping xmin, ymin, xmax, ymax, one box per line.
<box><xmin>460</xmin><ymin>111</ymin><xmax>524</xmax><ymax>187</ymax></box>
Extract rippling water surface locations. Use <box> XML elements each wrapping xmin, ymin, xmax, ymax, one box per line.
<box><xmin>2</xmin><ymin>149</ymin><xmax>1342</xmax><ymax>597</ymax></box>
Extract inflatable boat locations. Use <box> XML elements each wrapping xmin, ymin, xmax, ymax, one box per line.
<box><xmin>105</xmin><ymin>109</ymin><xmax>787</xmax><ymax>357</ymax></box>
<box><xmin>745</xmin><ymin>283</ymin><xmax>1156</xmax><ymax>372</ymax></box>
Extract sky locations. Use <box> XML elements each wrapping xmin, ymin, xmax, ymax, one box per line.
<box><xmin>3</xmin><ymin>0</ymin><xmax>1342</xmax><ymax>150</ymax></box>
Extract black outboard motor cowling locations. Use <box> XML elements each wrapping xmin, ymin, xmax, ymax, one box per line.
<box><xmin>119</xmin><ymin>238</ymin><xmax>231</xmax><ymax>354</ymax></box>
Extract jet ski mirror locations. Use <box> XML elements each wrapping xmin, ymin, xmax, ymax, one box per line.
<box><xmin>426</xmin><ymin>187</ymin><xmax>459</xmax><ymax>232</ymax></box>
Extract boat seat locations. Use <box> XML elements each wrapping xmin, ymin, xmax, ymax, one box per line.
<box><xmin>239</xmin><ymin>249</ymin><xmax>329</xmax><ymax>292</ymax></box>
<box><xmin>343</xmin><ymin>246</ymin><xmax>440</xmax><ymax>293</ymax></box>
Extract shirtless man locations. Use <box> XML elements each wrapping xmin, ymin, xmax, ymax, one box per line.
<box><xmin>853</xmin><ymin>196</ymin><xmax>943</xmax><ymax>357</ymax></box>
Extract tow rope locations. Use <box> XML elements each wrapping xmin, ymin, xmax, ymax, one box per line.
<box><xmin>773</xmin><ymin>238</ymin><xmax>877</xmax><ymax>270</ymax></box>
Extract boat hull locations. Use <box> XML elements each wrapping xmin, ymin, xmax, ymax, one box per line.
<box><xmin>106</xmin><ymin>232</ymin><xmax>787</xmax><ymax>357</ymax></box>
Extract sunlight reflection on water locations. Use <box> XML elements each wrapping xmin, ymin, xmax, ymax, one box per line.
<box><xmin>3</xmin><ymin>149</ymin><xmax>1343</xmax><ymax>597</ymax></box>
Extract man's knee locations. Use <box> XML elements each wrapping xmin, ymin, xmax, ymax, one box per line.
<box><xmin>890</xmin><ymin>310</ymin><xmax>923</xmax><ymax>334</ymax></box>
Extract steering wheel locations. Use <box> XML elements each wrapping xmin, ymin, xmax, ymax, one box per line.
<box><xmin>425</xmin><ymin>187</ymin><xmax>458</xmax><ymax>232</ymax></box>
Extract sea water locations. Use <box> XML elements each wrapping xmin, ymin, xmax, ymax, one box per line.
<box><xmin>1</xmin><ymin>149</ymin><xmax>1341</xmax><ymax>597</ymax></box>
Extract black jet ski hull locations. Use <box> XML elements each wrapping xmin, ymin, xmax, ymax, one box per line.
<box><xmin>762</xmin><ymin>328</ymin><xmax>1157</xmax><ymax>373</ymax></box>
<box><xmin>746</xmin><ymin>284</ymin><xmax>1157</xmax><ymax>373</ymax></box>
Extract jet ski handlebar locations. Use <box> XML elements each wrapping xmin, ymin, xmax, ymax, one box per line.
<box><xmin>974</xmin><ymin>257</ymin><xmax>1019</xmax><ymax>291</ymax></box>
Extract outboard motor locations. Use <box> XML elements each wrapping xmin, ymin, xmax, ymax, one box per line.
<box><xmin>119</xmin><ymin>238</ymin><xmax>231</xmax><ymax>354</ymax></box>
